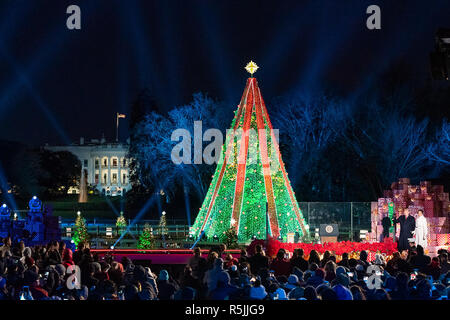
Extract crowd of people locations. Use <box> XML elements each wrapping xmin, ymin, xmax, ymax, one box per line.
<box><xmin>0</xmin><ymin>236</ymin><xmax>449</xmax><ymax>300</ymax></box>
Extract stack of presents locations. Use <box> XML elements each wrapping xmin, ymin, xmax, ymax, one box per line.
<box><xmin>369</xmin><ymin>178</ymin><xmax>450</xmax><ymax>256</ymax></box>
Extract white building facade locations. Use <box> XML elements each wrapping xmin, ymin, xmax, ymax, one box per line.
<box><xmin>46</xmin><ymin>137</ymin><xmax>132</xmax><ymax>196</ymax></box>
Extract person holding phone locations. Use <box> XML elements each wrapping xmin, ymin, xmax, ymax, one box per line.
<box><xmin>22</xmin><ymin>270</ymin><xmax>49</xmax><ymax>300</ymax></box>
<box><xmin>20</xmin><ymin>286</ymin><xmax>33</xmax><ymax>300</ymax></box>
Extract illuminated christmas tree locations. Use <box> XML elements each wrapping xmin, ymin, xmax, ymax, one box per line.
<box><xmin>116</xmin><ymin>211</ymin><xmax>127</xmax><ymax>228</ymax></box>
<box><xmin>138</xmin><ymin>223</ymin><xmax>154</xmax><ymax>249</ymax></box>
<box><xmin>191</xmin><ymin>62</ymin><xmax>309</xmax><ymax>242</ymax></box>
<box><xmin>73</xmin><ymin>211</ymin><xmax>89</xmax><ymax>247</ymax></box>
<box><xmin>157</xmin><ymin>211</ymin><xmax>168</xmax><ymax>236</ymax></box>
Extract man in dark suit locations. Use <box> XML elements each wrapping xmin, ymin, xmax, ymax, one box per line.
<box><xmin>392</xmin><ymin>208</ymin><xmax>416</xmax><ymax>252</ymax></box>
<box><xmin>381</xmin><ymin>213</ymin><xmax>392</xmax><ymax>241</ymax></box>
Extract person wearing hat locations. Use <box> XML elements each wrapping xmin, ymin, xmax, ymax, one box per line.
<box><xmin>133</xmin><ymin>265</ymin><xmax>158</xmax><ymax>297</ymax></box>
<box><xmin>54</xmin><ymin>264</ymin><xmax>66</xmax><ymax>279</ymax></box>
<box><xmin>333</xmin><ymin>283</ymin><xmax>353</xmax><ymax>300</ymax></box>
<box><xmin>23</xmin><ymin>270</ymin><xmax>48</xmax><ymax>300</ymax></box>
<box><xmin>249</xmin><ymin>278</ymin><xmax>267</xmax><ymax>300</ymax></box>
<box><xmin>355</xmin><ymin>264</ymin><xmax>366</xmax><ymax>280</ymax></box>
<box><xmin>285</xmin><ymin>274</ymin><xmax>300</xmax><ymax>291</ymax></box>
<box><xmin>287</xmin><ymin>286</ymin><xmax>305</xmax><ymax>300</ymax></box>
<box><xmin>21</xmin><ymin>247</ymin><xmax>34</xmax><ymax>269</ymax></box>
<box><xmin>157</xmin><ymin>269</ymin><xmax>177</xmax><ymax>300</ymax></box>
<box><xmin>306</xmin><ymin>268</ymin><xmax>325</xmax><ymax>288</ymax></box>
<box><xmin>204</xmin><ymin>258</ymin><xmax>224</xmax><ymax>294</ymax></box>
<box><xmin>335</xmin><ymin>273</ymin><xmax>351</xmax><ymax>287</ymax></box>
<box><xmin>138</xmin><ymin>280</ymin><xmax>158</xmax><ymax>300</ymax></box>
<box><xmin>291</xmin><ymin>266</ymin><xmax>304</xmax><ymax>282</ymax></box>
<box><xmin>209</xmin><ymin>271</ymin><xmax>240</xmax><ymax>300</ymax></box>
<box><xmin>273</xmin><ymin>287</ymin><xmax>288</xmax><ymax>300</ymax></box>
<box><xmin>62</xmin><ymin>248</ymin><xmax>74</xmax><ymax>268</ymax></box>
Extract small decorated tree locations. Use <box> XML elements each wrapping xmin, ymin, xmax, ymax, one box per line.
<box><xmin>224</xmin><ymin>226</ymin><xmax>238</xmax><ymax>248</ymax></box>
<box><xmin>116</xmin><ymin>211</ymin><xmax>127</xmax><ymax>234</ymax></box>
<box><xmin>73</xmin><ymin>211</ymin><xmax>89</xmax><ymax>247</ymax></box>
<box><xmin>157</xmin><ymin>211</ymin><xmax>168</xmax><ymax>236</ymax></box>
<box><xmin>138</xmin><ymin>223</ymin><xmax>154</xmax><ymax>249</ymax></box>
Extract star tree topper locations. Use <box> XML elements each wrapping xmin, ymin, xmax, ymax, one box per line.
<box><xmin>245</xmin><ymin>60</ymin><xmax>259</xmax><ymax>76</ymax></box>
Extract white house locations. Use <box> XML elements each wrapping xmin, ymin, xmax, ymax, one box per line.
<box><xmin>45</xmin><ymin>137</ymin><xmax>132</xmax><ymax>196</ymax></box>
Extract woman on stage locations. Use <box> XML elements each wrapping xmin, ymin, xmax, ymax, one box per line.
<box><xmin>414</xmin><ymin>209</ymin><xmax>428</xmax><ymax>249</ymax></box>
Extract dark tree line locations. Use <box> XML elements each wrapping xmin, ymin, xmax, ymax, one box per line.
<box><xmin>129</xmin><ymin>67</ymin><xmax>449</xmax><ymax>217</ymax></box>
<box><xmin>0</xmin><ymin>141</ymin><xmax>81</xmax><ymax>203</ymax></box>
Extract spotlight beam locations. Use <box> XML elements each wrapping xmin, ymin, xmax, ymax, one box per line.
<box><xmin>0</xmin><ymin>2</ymin><xmax>100</xmax><ymax>143</ymax></box>
<box><xmin>113</xmin><ymin>177</ymin><xmax>173</xmax><ymax>247</ymax></box>
<box><xmin>0</xmin><ymin>162</ymin><xmax>18</xmax><ymax>211</ymax></box>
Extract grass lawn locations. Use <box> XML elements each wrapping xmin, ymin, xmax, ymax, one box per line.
<box><xmin>45</xmin><ymin>195</ymin><xmax>122</xmax><ymax>220</ymax></box>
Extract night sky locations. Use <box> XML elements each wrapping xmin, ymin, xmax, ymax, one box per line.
<box><xmin>0</xmin><ymin>0</ymin><xmax>449</xmax><ymax>146</ymax></box>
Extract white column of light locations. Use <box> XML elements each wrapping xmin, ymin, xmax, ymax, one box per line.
<box><xmin>90</xmin><ymin>153</ymin><xmax>94</xmax><ymax>185</ymax></box>
<box><xmin>118</xmin><ymin>156</ymin><xmax>122</xmax><ymax>188</ymax></box>
<box><xmin>108</xmin><ymin>155</ymin><xmax>111</xmax><ymax>187</ymax></box>
<box><xmin>98</xmin><ymin>157</ymin><xmax>101</xmax><ymax>186</ymax></box>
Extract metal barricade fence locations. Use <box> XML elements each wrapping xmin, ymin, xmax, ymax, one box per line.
<box><xmin>59</xmin><ymin>202</ymin><xmax>372</xmax><ymax>245</ymax></box>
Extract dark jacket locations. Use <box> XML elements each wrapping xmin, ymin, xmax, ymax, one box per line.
<box><xmin>410</xmin><ymin>254</ymin><xmax>431</xmax><ymax>272</ymax></box>
<box><xmin>249</xmin><ymin>253</ymin><xmax>269</xmax><ymax>276</ymax></box>
<box><xmin>290</xmin><ymin>256</ymin><xmax>309</xmax><ymax>272</ymax></box>
<box><xmin>157</xmin><ymin>280</ymin><xmax>177</xmax><ymax>300</ymax></box>
<box><xmin>270</xmin><ymin>258</ymin><xmax>292</xmax><ymax>277</ymax></box>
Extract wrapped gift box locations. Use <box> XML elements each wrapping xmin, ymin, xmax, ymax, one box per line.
<box><xmin>368</xmin><ymin>251</ymin><xmax>377</xmax><ymax>261</ymax></box>
<box><xmin>436</xmin><ymin>234</ymin><xmax>450</xmax><ymax>246</ymax></box>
